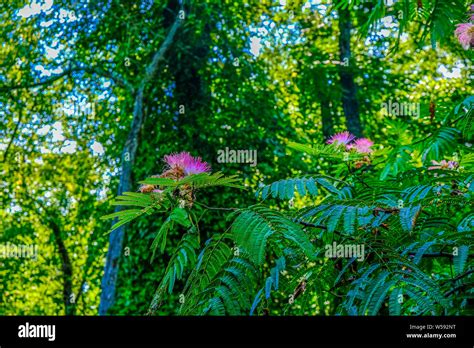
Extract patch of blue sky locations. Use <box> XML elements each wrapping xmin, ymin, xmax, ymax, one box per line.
<box><xmin>60</xmin><ymin>140</ymin><xmax>77</xmax><ymax>154</ymax></box>
<box><xmin>437</xmin><ymin>65</ymin><xmax>462</xmax><ymax>79</ymax></box>
<box><xmin>90</xmin><ymin>140</ymin><xmax>104</xmax><ymax>155</ymax></box>
<box><xmin>164</xmin><ymin>81</ymin><xmax>176</xmax><ymax>98</ymax></box>
<box><xmin>17</xmin><ymin>0</ymin><xmax>54</xmax><ymax>18</ymax></box>
<box><xmin>248</xmin><ymin>0</ymin><xmax>328</xmax><ymax>58</ymax></box>
<box><xmin>364</xmin><ymin>15</ymin><xmax>412</xmax><ymax>58</ymax></box>
<box><xmin>33</xmin><ymin>64</ymin><xmax>63</xmax><ymax>77</ymax></box>
<box><xmin>45</xmin><ymin>45</ymin><xmax>61</xmax><ymax>59</ymax></box>
<box><xmin>364</xmin><ymin>15</ymin><xmax>463</xmax><ymax>80</ymax></box>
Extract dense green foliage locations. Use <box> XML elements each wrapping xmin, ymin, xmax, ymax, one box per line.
<box><xmin>108</xmin><ymin>95</ymin><xmax>473</xmax><ymax>315</ymax></box>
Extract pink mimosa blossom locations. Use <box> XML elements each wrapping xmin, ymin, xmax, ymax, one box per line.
<box><xmin>164</xmin><ymin>152</ymin><xmax>211</xmax><ymax>175</ymax></box>
<box><xmin>455</xmin><ymin>23</ymin><xmax>474</xmax><ymax>50</ymax></box>
<box><xmin>327</xmin><ymin>131</ymin><xmax>356</xmax><ymax>146</ymax></box>
<box><xmin>351</xmin><ymin>138</ymin><xmax>374</xmax><ymax>154</ymax></box>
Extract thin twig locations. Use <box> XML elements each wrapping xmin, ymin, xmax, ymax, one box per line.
<box><xmin>195</xmin><ymin>202</ymin><xmax>239</xmax><ymax>211</ymax></box>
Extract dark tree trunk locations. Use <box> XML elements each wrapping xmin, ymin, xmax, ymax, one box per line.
<box><xmin>337</xmin><ymin>5</ymin><xmax>363</xmax><ymax>138</ymax></box>
<box><xmin>98</xmin><ymin>9</ymin><xmax>182</xmax><ymax>315</ymax></box>
<box><xmin>49</xmin><ymin>220</ymin><xmax>74</xmax><ymax>315</ymax></box>
<box><xmin>26</xmin><ymin>196</ymin><xmax>76</xmax><ymax>316</ymax></box>
<box><xmin>99</xmin><ymin>89</ymin><xmax>144</xmax><ymax>315</ymax></box>
<box><xmin>321</xmin><ymin>86</ymin><xmax>334</xmax><ymax>139</ymax></box>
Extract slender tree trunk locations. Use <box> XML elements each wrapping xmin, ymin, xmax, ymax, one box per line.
<box><xmin>25</xmin><ymin>196</ymin><xmax>75</xmax><ymax>316</ymax></box>
<box><xmin>98</xmin><ymin>89</ymin><xmax>143</xmax><ymax>315</ymax></box>
<box><xmin>99</xmin><ymin>12</ymin><xmax>182</xmax><ymax>315</ymax></box>
<box><xmin>337</xmin><ymin>5</ymin><xmax>363</xmax><ymax>138</ymax></box>
<box><xmin>321</xmin><ymin>83</ymin><xmax>334</xmax><ymax>139</ymax></box>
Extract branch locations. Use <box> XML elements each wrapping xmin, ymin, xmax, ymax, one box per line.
<box><xmin>0</xmin><ymin>67</ymin><xmax>81</xmax><ymax>93</ymax></box>
<box><xmin>2</xmin><ymin>108</ymin><xmax>23</xmax><ymax>163</ymax></box>
<box><xmin>83</xmin><ymin>64</ymin><xmax>134</xmax><ymax>92</ymax></box>
<box><xmin>444</xmin><ymin>281</ymin><xmax>474</xmax><ymax>297</ymax></box>
<box><xmin>297</xmin><ymin>220</ymin><xmax>328</xmax><ymax>230</ymax></box>
<box><xmin>0</xmin><ymin>63</ymin><xmax>133</xmax><ymax>94</ymax></box>
<box><xmin>445</xmin><ymin>268</ymin><xmax>474</xmax><ymax>283</ymax></box>
<box><xmin>373</xmin><ymin>207</ymin><xmax>400</xmax><ymax>215</ymax></box>
<box><xmin>2</xmin><ymin>93</ymin><xmax>38</xmax><ymax>163</ymax></box>
<box><xmin>298</xmin><ymin>220</ymin><xmax>472</xmax><ymax>259</ymax></box>
<box><xmin>141</xmin><ymin>10</ymin><xmax>183</xmax><ymax>89</ymax></box>
<box><xmin>407</xmin><ymin>252</ymin><xmax>474</xmax><ymax>259</ymax></box>
<box><xmin>195</xmin><ymin>202</ymin><xmax>239</xmax><ymax>211</ymax></box>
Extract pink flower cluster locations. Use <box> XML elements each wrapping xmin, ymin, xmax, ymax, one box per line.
<box><xmin>327</xmin><ymin>131</ymin><xmax>374</xmax><ymax>154</ymax></box>
<box><xmin>139</xmin><ymin>152</ymin><xmax>210</xmax><ymax>193</ymax></box>
<box><xmin>455</xmin><ymin>23</ymin><xmax>474</xmax><ymax>50</ymax></box>
<box><xmin>164</xmin><ymin>152</ymin><xmax>211</xmax><ymax>176</ymax></box>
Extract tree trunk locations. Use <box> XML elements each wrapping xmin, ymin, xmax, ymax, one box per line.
<box><xmin>25</xmin><ymin>195</ymin><xmax>75</xmax><ymax>316</ymax></box>
<box><xmin>49</xmin><ymin>220</ymin><xmax>74</xmax><ymax>315</ymax></box>
<box><xmin>321</xmin><ymin>85</ymin><xmax>334</xmax><ymax>139</ymax></box>
<box><xmin>99</xmin><ymin>11</ymin><xmax>182</xmax><ymax>315</ymax></box>
<box><xmin>337</xmin><ymin>5</ymin><xmax>363</xmax><ymax>138</ymax></box>
<box><xmin>98</xmin><ymin>89</ymin><xmax>144</xmax><ymax>315</ymax></box>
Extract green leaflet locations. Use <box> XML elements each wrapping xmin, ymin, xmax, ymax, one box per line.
<box><xmin>256</xmin><ymin>176</ymin><xmax>341</xmax><ymax>200</ymax></box>
<box><xmin>151</xmin><ymin>208</ymin><xmax>191</xmax><ymax>260</ymax></box>
<box><xmin>421</xmin><ymin>127</ymin><xmax>460</xmax><ymax>163</ymax></box>
<box><xmin>367</xmin><ymin>278</ymin><xmax>396</xmax><ymax>315</ymax></box>
<box><xmin>288</xmin><ymin>141</ymin><xmax>364</xmax><ymax>161</ymax></box>
<box><xmin>187</xmin><ymin>253</ymin><xmax>258</xmax><ymax>315</ymax></box>
<box><xmin>177</xmin><ymin>236</ymin><xmax>233</xmax><ymax>315</ymax></box>
<box><xmin>454</xmin><ymin>245</ymin><xmax>469</xmax><ymax>275</ymax></box>
<box><xmin>139</xmin><ymin>172</ymin><xmax>243</xmax><ymax>189</ymax></box>
<box><xmin>379</xmin><ymin>146</ymin><xmax>413</xmax><ymax>180</ymax></box>
<box><xmin>101</xmin><ymin>192</ymin><xmax>162</xmax><ymax>233</ymax></box>
<box><xmin>152</xmin><ymin>230</ymin><xmax>200</xmax><ymax>301</ymax></box>
<box><xmin>231</xmin><ymin>207</ymin><xmax>316</xmax><ymax>265</ymax></box>
<box><xmin>400</xmin><ymin>205</ymin><xmax>421</xmax><ymax>232</ymax></box>
<box><xmin>151</xmin><ymin>218</ymin><xmax>173</xmax><ymax>260</ymax></box>
<box><xmin>389</xmin><ymin>288</ymin><xmax>402</xmax><ymax>316</ymax></box>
